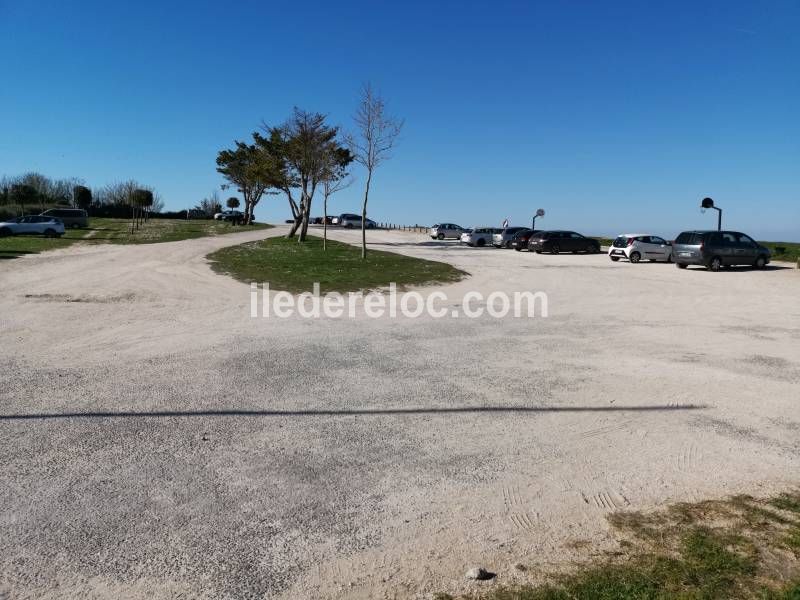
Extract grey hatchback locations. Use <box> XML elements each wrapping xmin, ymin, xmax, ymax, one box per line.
<box><xmin>672</xmin><ymin>230</ymin><xmax>771</xmax><ymax>271</ymax></box>
<box><xmin>41</xmin><ymin>208</ymin><xmax>88</xmax><ymax>228</ymax></box>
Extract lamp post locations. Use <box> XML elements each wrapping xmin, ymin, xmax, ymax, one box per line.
<box><xmin>531</xmin><ymin>208</ymin><xmax>545</xmax><ymax>230</ymax></box>
<box><xmin>701</xmin><ymin>197</ymin><xmax>722</xmax><ymax>231</ymax></box>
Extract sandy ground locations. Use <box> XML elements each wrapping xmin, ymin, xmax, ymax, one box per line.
<box><xmin>1</xmin><ymin>226</ymin><xmax>799</xmax><ymax>600</ymax></box>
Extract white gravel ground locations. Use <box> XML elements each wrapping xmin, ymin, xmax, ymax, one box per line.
<box><xmin>1</xmin><ymin>226</ymin><xmax>799</xmax><ymax>599</ymax></box>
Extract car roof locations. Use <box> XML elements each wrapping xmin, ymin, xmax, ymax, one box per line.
<box><xmin>617</xmin><ymin>233</ymin><xmax>653</xmax><ymax>237</ymax></box>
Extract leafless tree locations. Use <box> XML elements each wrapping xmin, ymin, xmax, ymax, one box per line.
<box><xmin>321</xmin><ymin>168</ymin><xmax>353</xmax><ymax>250</ymax></box>
<box><xmin>347</xmin><ymin>83</ymin><xmax>403</xmax><ymax>258</ymax></box>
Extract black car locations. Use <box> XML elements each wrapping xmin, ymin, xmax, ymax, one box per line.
<box><xmin>528</xmin><ymin>230</ymin><xmax>601</xmax><ymax>254</ymax></box>
<box><xmin>672</xmin><ymin>230</ymin><xmax>771</xmax><ymax>271</ymax></box>
<box><xmin>510</xmin><ymin>229</ymin><xmax>539</xmax><ymax>251</ymax></box>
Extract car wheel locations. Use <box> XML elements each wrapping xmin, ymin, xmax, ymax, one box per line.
<box><xmin>437</xmin><ymin>233</ymin><xmax>445</xmax><ymax>240</ymax></box>
<box><xmin>71</xmin><ymin>223</ymin><xmax>80</xmax><ymax>229</ymax></box>
<box><xmin>505</xmin><ymin>240</ymin><xmax>513</xmax><ymax>249</ymax></box>
<box><xmin>550</xmin><ymin>244</ymin><xmax>560</xmax><ymax>254</ymax></box>
<box><xmin>514</xmin><ymin>246</ymin><xmax>522</xmax><ymax>251</ymax></box>
<box><xmin>344</xmin><ymin>224</ymin><xmax>352</xmax><ymax>229</ymax></box>
<box><xmin>610</xmin><ymin>256</ymin><xmax>620</xmax><ymax>262</ymax></box>
<box><xmin>535</xmin><ymin>249</ymin><xmax>542</xmax><ymax>254</ymax></box>
<box><xmin>0</xmin><ymin>227</ymin><xmax>11</xmax><ymax>237</ymax></box>
<box><xmin>708</xmin><ymin>256</ymin><xmax>723</xmax><ymax>272</ymax></box>
<box><xmin>755</xmin><ymin>256</ymin><xmax>767</xmax><ymax>269</ymax></box>
<box><xmin>677</xmin><ymin>263</ymin><xmax>688</xmax><ymax>269</ymax></box>
<box><xmin>44</xmin><ymin>228</ymin><xmax>57</xmax><ymax>238</ymax></box>
<box><xmin>630</xmin><ymin>251</ymin><xmax>641</xmax><ymax>263</ymax></box>
<box><xmin>476</xmin><ymin>238</ymin><xmax>485</xmax><ymax>247</ymax></box>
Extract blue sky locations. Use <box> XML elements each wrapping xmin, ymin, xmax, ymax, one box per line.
<box><xmin>1</xmin><ymin>0</ymin><xmax>798</xmax><ymax>240</ymax></box>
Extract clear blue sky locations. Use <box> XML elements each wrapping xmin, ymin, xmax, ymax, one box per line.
<box><xmin>2</xmin><ymin>0</ymin><xmax>798</xmax><ymax>240</ymax></box>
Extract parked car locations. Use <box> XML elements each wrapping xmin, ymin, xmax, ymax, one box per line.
<box><xmin>214</xmin><ymin>210</ymin><xmax>243</xmax><ymax>221</ymax></box>
<box><xmin>510</xmin><ymin>229</ymin><xmax>539</xmax><ymax>251</ymax></box>
<box><xmin>493</xmin><ymin>226</ymin><xmax>530</xmax><ymax>248</ymax></box>
<box><xmin>460</xmin><ymin>227</ymin><xmax>498</xmax><ymax>247</ymax></box>
<box><xmin>528</xmin><ymin>231</ymin><xmax>601</xmax><ymax>254</ymax></box>
<box><xmin>40</xmin><ymin>208</ymin><xmax>88</xmax><ymax>228</ymax></box>
<box><xmin>430</xmin><ymin>223</ymin><xmax>464</xmax><ymax>240</ymax></box>
<box><xmin>609</xmin><ymin>234</ymin><xmax>673</xmax><ymax>263</ymax></box>
<box><xmin>0</xmin><ymin>215</ymin><xmax>65</xmax><ymax>237</ymax></box>
<box><xmin>672</xmin><ymin>230</ymin><xmax>771</xmax><ymax>271</ymax></box>
<box><xmin>339</xmin><ymin>214</ymin><xmax>376</xmax><ymax>229</ymax></box>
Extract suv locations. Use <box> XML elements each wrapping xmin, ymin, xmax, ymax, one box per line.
<box><xmin>339</xmin><ymin>214</ymin><xmax>376</xmax><ymax>229</ymax></box>
<box><xmin>672</xmin><ymin>230</ymin><xmax>771</xmax><ymax>271</ymax></box>
<box><xmin>430</xmin><ymin>223</ymin><xmax>463</xmax><ymax>240</ymax></box>
<box><xmin>609</xmin><ymin>234</ymin><xmax>673</xmax><ymax>263</ymax></box>
<box><xmin>528</xmin><ymin>231</ymin><xmax>601</xmax><ymax>254</ymax></box>
<box><xmin>460</xmin><ymin>227</ymin><xmax>498</xmax><ymax>247</ymax></box>
<box><xmin>510</xmin><ymin>229</ymin><xmax>539</xmax><ymax>251</ymax></box>
<box><xmin>492</xmin><ymin>226</ymin><xmax>530</xmax><ymax>248</ymax></box>
<box><xmin>0</xmin><ymin>215</ymin><xmax>65</xmax><ymax>237</ymax></box>
<box><xmin>40</xmin><ymin>208</ymin><xmax>88</xmax><ymax>228</ymax></box>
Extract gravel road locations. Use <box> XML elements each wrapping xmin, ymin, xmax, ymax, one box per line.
<box><xmin>1</xmin><ymin>226</ymin><xmax>799</xmax><ymax>599</ymax></box>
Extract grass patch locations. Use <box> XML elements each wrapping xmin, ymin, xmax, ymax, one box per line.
<box><xmin>207</xmin><ymin>234</ymin><xmax>468</xmax><ymax>293</ymax></box>
<box><xmin>760</xmin><ymin>242</ymin><xmax>800</xmax><ymax>264</ymax></box>
<box><xmin>0</xmin><ymin>218</ymin><xmax>271</xmax><ymax>259</ymax></box>
<box><xmin>440</xmin><ymin>491</ymin><xmax>800</xmax><ymax>600</ymax></box>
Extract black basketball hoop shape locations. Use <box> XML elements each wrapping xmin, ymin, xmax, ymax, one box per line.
<box><xmin>700</xmin><ymin>197</ymin><xmax>722</xmax><ymax>231</ymax></box>
<box><xmin>532</xmin><ymin>208</ymin><xmax>545</xmax><ymax>230</ymax></box>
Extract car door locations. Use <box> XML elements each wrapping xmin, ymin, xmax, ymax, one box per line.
<box><xmin>718</xmin><ymin>232</ymin><xmax>738</xmax><ymax>265</ymax></box>
<box><xmin>735</xmin><ymin>233</ymin><xmax>758</xmax><ymax>265</ymax></box>
<box><xmin>17</xmin><ymin>216</ymin><xmax>37</xmax><ymax>235</ymax></box>
<box><xmin>647</xmin><ymin>236</ymin><xmax>668</xmax><ymax>260</ymax></box>
<box><xmin>567</xmin><ymin>232</ymin><xmax>583</xmax><ymax>252</ymax></box>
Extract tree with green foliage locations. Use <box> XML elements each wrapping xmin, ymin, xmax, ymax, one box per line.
<box><xmin>226</xmin><ymin>197</ymin><xmax>240</xmax><ymax>210</ymax></box>
<box><xmin>348</xmin><ymin>83</ymin><xmax>403</xmax><ymax>258</ymax></box>
<box><xmin>73</xmin><ymin>185</ymin><xmax>92</xmax><ymax>211</ymax></box>
<box><xmin>216</xmin><ymin>140</ymin><xmax>280</xmax><ymax>225</ymax></box>
<box><xmin>261</xmin><ymin>108</ymin><xmax>352</xmax><ymax>241</ymax></box>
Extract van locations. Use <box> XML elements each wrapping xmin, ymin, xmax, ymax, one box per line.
<box><xmin>672</xmin><ymin>230</ymin><xmax>771</xmax><ymax>271</ymax></box>
<box><xmin>40</xmin><ymin>208</ymin><xmax>89</xmax><ymax>229</ymax></box>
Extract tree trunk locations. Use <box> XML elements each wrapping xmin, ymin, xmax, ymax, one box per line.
<box><xmin>323</xmin><ymin>193</ymin><xmax>328</xmax><ymax>250</ymax></box>
<box><xmin>361</xmin><ymin>170</ymin><xmax>372</xmax><ymax>259</ymax></box>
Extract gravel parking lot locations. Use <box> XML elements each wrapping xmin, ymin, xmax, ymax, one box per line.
<box><xmin>1</xmin><ymin>226</ymin><xmax>799</xmax><ymax>599</ymax></box>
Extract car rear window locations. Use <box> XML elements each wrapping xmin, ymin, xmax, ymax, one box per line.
<box><xmin>675</xmin><ymin>232</ymin><xmax>704</xmax><ymax>245</ymax></box>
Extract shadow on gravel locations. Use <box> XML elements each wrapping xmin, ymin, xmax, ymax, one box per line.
<box><xmin>0</xmin><ymin>404</ymin><xmax>707</xmax><ymax>421</ymax></box>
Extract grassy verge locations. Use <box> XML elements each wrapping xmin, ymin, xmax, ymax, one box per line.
<box><xmin>437</xmin><ymin>491</ymin><xmax>800</xmax><ymax>600</ymax></box>
<box><xmin>0</xmin><ymin>218</ymin><xmax>271</xmax><ymax>259</ymax></box>
<box><xmin>207</xmin><ymin>235</ymin><xmax>468</xmax><ymax>293</ymax></box>
<box><xmin>761</xmin><ymin>241</ymin><xmax>800</xmax><ymax>264</ymax></box>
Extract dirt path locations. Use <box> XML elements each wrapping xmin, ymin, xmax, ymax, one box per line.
<box><xmin>1</xmin><ymin>226</ymin><xmax>799</xmax><ymax>599</ymax></box>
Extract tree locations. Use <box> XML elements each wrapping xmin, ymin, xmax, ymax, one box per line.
<box><xmin>73</xmin><ymin>185</ymin><xmax>92</xmax><ymax>211</ymax></box>
<box><xmin>262</xmin><ymin>109</ymin><xmax>351</xmax><ymax>241</ymax></box>
<box><xmin>216</xmin><ymin>140</ymin><xmax>279</xmax><ymax>225</ymax></box>
<box><xmin>347</xmin><ymin>83</ymin><xmax>403</xmax><ymax>258</ymax></box>
<box><xmin>226</xmin><ymin>197</ymin><xmax>240</xmax><ymax>210</ymax></box>
<box><xmin>320</xmin><ymin>151</ymin><xmax>354</xmax><ymax>250</ymax></box>
<box><xmin>194</xmin><ymin>192</ymin><xmax>222</xmax><ymax>218</ymax></box>
<box><xmin>130</xmin><ymin>189</ymin><xmax>151</xmax><ymax>232</ymax></box>
<box><xmin>9</xmin><ymin>184</ymin><xmax>38</xmax><ymax>214</ymax></box>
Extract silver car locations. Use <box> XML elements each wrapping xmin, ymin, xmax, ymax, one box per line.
<box><xmin>339</xmin><ymin>214</ymin><xmax>376</xmax><ymax>229</ymax></box>
<box><xmin>0</xmin><ymin>215</ymin><xmax>66</xmax><ymax>238</ymax></box>
<box><xmin>492</xmin><ymin>226</ymin><xmax>529</xmax><ymax>248</ymax></box>
<box><xmin>430</xmin><ymin>223</ymin><xmax>464</xmax><ymax>240</ymax></box>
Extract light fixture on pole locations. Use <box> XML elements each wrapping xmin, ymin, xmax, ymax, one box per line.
<box><xmin>701</xmin><ymin>197</ymin><xmax>722</xmax><ymax>231</ymax></box>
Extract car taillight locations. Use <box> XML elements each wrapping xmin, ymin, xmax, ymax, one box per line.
<box><xmin>627</xmin><ymin>238</ymin><xmax>634</xmax><ymax>246</ymax></box>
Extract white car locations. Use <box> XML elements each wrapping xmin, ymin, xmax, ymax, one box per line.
<box><xmin>460</xmin><ymin>227</ymin><xmax>498</xmax><ymax>247</ymax></box>
<box><xmin>609</xmin><ymin>234</ymin><xmax>673</xmax><ymax>263</ymax></box>
<box><xmin>213</xmin><ymin>210</ymin><xmax>243</xmax><ymax>221</ymax></box>
<box><xmin>0</xmin><ymin>215</ymin><xmax>66</xmax><ymax>238</ymax></box>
